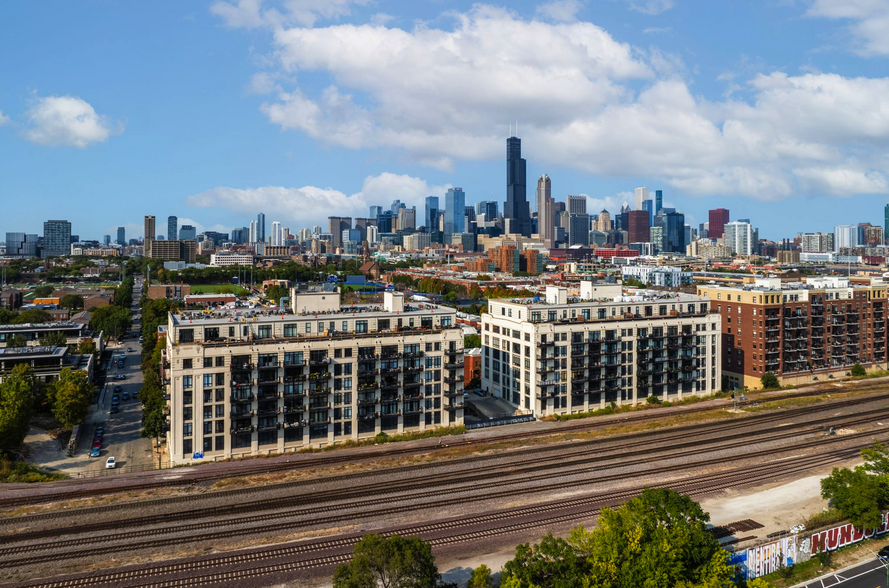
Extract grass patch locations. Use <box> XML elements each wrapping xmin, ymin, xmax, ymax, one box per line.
<box><xmin>0</xmin><ymin>459</ymin><xmax>68</xmax><ymax>483</ymax></box>
<box><xmin>300</xmin><ymin>425</ymin><xmax>468</xmax><ymax>453</ymax></box>
<box><xmin>188</xmin><ymin>284</ymin><xmax>249</xmax><ymax>295</ymax></box>
<box><xmin>543</xmin><ymin>391</ymin><xmax>732</xmax><ymax>422</ymax></box>
<box><xmin>806</xmin><ymin>508</ymin><xmax>846</xmax><ymax>530</ymax></box>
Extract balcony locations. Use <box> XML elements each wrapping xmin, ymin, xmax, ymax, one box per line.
<box><xmin>403</xmin><ymin>380</ymin><xmax>423</xmax><ymax>389</ymax></box>
<box><xmin>230</xmin><ymin>409</ymin><xmax>255</xmax><ymax>417</ymax></box>
<box><xmin>257</xmin><ymin>422</ymin><xmax>280</xmax><ymax>432</ymax></box>
<box><xmin>258</xmin><ymin>361</ymin><xmax>279</xmax><ymax>370</ymax></box>
<box><xmin>309</xmin><ymin>387</ymin><xmax>331</xmax><ymax>396</ymax></box>
<box><xmin>230</xmin><ymin>362</ymin><xmax>254</xmax><ymax>371</ymax></box>
<box><xmin>380</xmin><ymin>380</ymin><xmax>400</xmax><ymax>391</ymax></box>
<box><xmin>403</xmin><ymin>365</ymin><xmax>424</xmax><ymax>374</ymax></box>
<box><xmin>403</xmin><ymin>350</ymin><xmax>424</xmax><ymax>359</ymax></box>
<box><xmin>444</xmin><ymin>402</ymin><xmax>462</xmax><ymax>411</ymax></box>
<box><xmin>444</xmin><ymin>361</ymin><xmax>462</xmax><ymax>369</ymax></box>
<box><xmin>381</xmin><ymin>352</ymin><xmax>402</xmax><ymax>360</ymax></box>
<box><xmin>257</xmin><ymin>406</ymin><xmax>279</xmax><ymax>417</ymax></box>
<box><xmin>309</xmin><ymin>372</ymin><xmax>330</xmax><ymax>381</ymax></box>
<box><xmin>444</xmin><ymin>375</ymin><xmax>464</xmax><ymax>384</ymax></box>
<box><xmin>257</xmin><ymin>391</ymin><xmax>280</xmax><ymax>401</ymax></box>
<box><xmin>357</xmin><ymin>395</ymin><xmax>378</xmax><ymax>406</ymax></box>
<box><xmin>444</xmin><ymin>389</ymin><xmax>461</xmax><ymax>398</ymax></box>
<box><xmin>230</xmin><ymin>394</ymin><xmax>255</xmax><ymax>403</ymax></box>
<box><xmin>309</xmin><ymin>357</ymin><xmax>330</xmax><ymax>367</ymax></box>
<box><xmin>283</xmin><ymin>358</ymin><xmax>305</xmax><ymax>367</ymax></box>
<box><xmin>358</xmin><ymin>382</ymin><xmax>380</xmax><ymax>391</ymax></box>
<box><xmin>282</xmin><ymin>388</ymin><xmax>305</xmax><ymax>398</ymax></box>
<box><xmin>358</xmin><ymin>353</ymin><xmax>378</xmax><ymax>361</ymax></box>
<box><xmin>359</xmin><ymin>411</ymin><xmax>379</xmax><ymax>421</ymax></box>
<box><xmin>403</xmin><ymin>406</ymin><xmax>424</xmax><ymax>414</ymax></box>
<box><xmin>230</xmin><ymin>425</ymin><xmax>254</xmax><ymax>434</ymax></box>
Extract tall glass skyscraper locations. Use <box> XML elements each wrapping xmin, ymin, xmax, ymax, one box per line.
<box><xmin>504</xmin><ymin>136</ymin><xmax>531</xmax><ymax>236</ymax></box>
<box><xmin>655</xmin><ymin>190</ymin><xmax>663</xmax><ymax>215</ymax></box>
<box><xmin>117</xmin><ymin>227</ymin><xmax>126</xmax><ymax>245</ymax></box>
<box><xmin>257</xmin><ymin>213</ymin><xmax>266</xmax><ymax>243</ymax></box>
<box><xmin>369</xmin><ymin>205</ymin><xmax>383</xmax><ymax>219</ymax></box>
<box><xmin>444</xmin><ymin>188</ymin><xmax>466</xmax><ymax>235</ymax></box>
<box><xmin>425</xmin><ymin>196</ymin><xmax>439</xmax><ymax>231</ymax></box>
<box><xmin>167</xmin><ymin>216</ymin><xmax>178</xmax><ymax>241</ymax></box>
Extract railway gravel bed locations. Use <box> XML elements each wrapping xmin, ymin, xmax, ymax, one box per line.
<box><xmin>0</xmin><ymin>380</ymin><xmax>876</xmax><ymax>511</ymax></box>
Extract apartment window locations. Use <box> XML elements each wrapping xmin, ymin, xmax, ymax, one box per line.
<box><xmin>284</xmin><ymin>323</ymin><xmax>298</xmax><ymax>337</ymax></box>
<box><xmin>183</xmin><ymin>375</ymin><xmax>193</xmax><ymax>389</ymax></box>
<box><xmin>204</xmin><ymin>327</ymin><xmax>219</xmax><ymax>341</ymax></box>
<box><xmin>183</xmin><ymin>359</ymin><xmax>192</xmax><ymax>370</ymax></box>
<box><xmin>183</xmin><ymin>422</ymin><xmax>193</xmax><ymax>437</ymax></box>
<box><xmin>356</xmin><ymin>320</ymin><xmax>368</xmax><ymax>333</ymax></box>
<box><xmin>183</xmin><ymin>439</ymin><xmax>192</xmax><ymax>455</ymax></box>
<box><xmin>179</xmin><ymin>329</ymin><xmax>194</xmax><ymax>343</ymax></box>
<box><xmin>215</xmin><ymin>356</ymin><xmax>224</xmax><ymax>367</ymax></box>
<box><xmin>258</xmin><ymin>325</ymin><xmax>272</xmax><ymax>339</ymax></box>
<box><xmin>216</xmin><ymin>405</ymin><xmax>224</xmax><ymax>417</ymax></box>
<box><xmin>203</xmin><ymin>357</ymin><xmax>212</xmax><ymax>369</ymax></box>
<box><xmin>203</xmin><ymin>374</ymin><xmax>213</xmax><ymax>388</ymax></box>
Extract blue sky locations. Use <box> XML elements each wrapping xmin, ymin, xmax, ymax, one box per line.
<box><xmin>2</xmin><ymin>0</ymin><xmax>889</xmax><ymax>241</ymax></box>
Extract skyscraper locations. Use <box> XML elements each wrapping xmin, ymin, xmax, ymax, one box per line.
<box><xmin>397</xmin><ymin>207</ymin><xmax>417</xmax><ymax>231</ymax></box>
<box><xmin>475</xmin><ymin>201</ymin><xmax>498</xmax><ymax>221</ymax></box>
<box><xmin>834</xmin><ymin>224</ymin><xmax>859</xmax><ymax>252</ymax></box>
<box><xmin>257</xmin><ymin>213</ymin><xmax>266</xmax><ymax>243</ymax></box>
<box><xmin>248</xmin><ymin>220</ymin><xmax>258</xmax><ymax>243</ymax></box>
<box><xmin>655</xmin><ymin>190</ymin><xmax>663</xmax><ymax>215</ymax></box>
<box><xmin>884</xmin><ymin>204</ymin><xmax>889</xmax><ymax>245</ymax></box>
<box><xmin>328</xmin><ymin>217</ymin><xmax>352</xmax><ymax>249</ymax></box>
<box><xmin>536</xmin><ymin>175</ymin><xmax>555</xmax><ymax>248</ymax></box>
<box><xmin>634</xmin><ymin>187</ymin><xmax>649</xmax><ymax>211</ymax></box>
<box><xmin>708</xmin><ymin>209</ymin><xmax>730</xmax><ymax>239</ymax></box>
<box><xmin>642</xmin><ymin>200</ymin><xmax>654</xmax><ymax>226</ymax></box>
<box><xmin>369</xmin><ymin>205</ymin><xmax>383</xmax><ymax>219</ymax></box>
<box><xmin>144</xmin><ymin>216</ymin><xmax>156</xmax><ymax>256</ymax></box>
<box><xmin>504</xmin><ymin>136</ymin><xmax>531</xmax><ymax>236</ymax></box>
<box><xmin>444</xmin><ymin>188</ymin><xmax>466</xmax><ymax>235</ymax></box>
<box><xmin>655</xmin><ymin>212</ymin><xmax>686</xmax><ymax>253</ymax></box>
<box><xmin>179</xmin><ymin>225</ymin><xmax>197</xmax><ymax>241</ymax></box>
<box><xmin>425</xmin><ymin>196</ymin><xmax>439</xmax><ymax>231</ymax></box>
<box><xmin>117</xmin><ymin>227</ymin><xmax>126</xmax><ymax>245</ymax></box>
<box><xmin>724</xmin><ymin>221</ymin><xmax>755</xmax><ymax>255</ymax></box>
<box><xmin>566</xmin><ymin>194</ymin><xmax>586</xmax><ymax>215</ymax></box>
<box><xmin>103</xmin><ymin>235</ymin><xmax>111</xmax><ymax>246</ymax></box>
<box><xmin>270</xmin><ymin>221</ymin><xmax>281</xmax><ymax>245</ymax></box>
<box><xmin>627</xmin><ymin>210</ymin><xmax>650</xmax><ymax>244</ymax></box>
<box><xmin>167</xmin><ymin>216</ymin><xmax>178</xmax><ymax>241</ymax></box>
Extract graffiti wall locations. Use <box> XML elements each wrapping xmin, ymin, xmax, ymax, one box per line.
<box><xmin>745</xmin><ymin>536</ymin><xmax>798</xmax><ymax>579</ymax></box>
<box><xmin>809</xmin><ymin>513</ymin><xmax>889</xmax><ymax>553</ymax></box>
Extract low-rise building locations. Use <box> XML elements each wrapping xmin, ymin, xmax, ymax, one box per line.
<box><xmin>0</xmin><ymin>321</ymin><xmax>91</xmax><ymax>347</ymax></box>
<box><xmin>621</xmin><ymin>266</ymin><xmax>693</xmax><ymax>287</ymax></box>
<box><xmin>210</xmin><ymin>252</ymin><xmax>255</xmax><ymax>267</ymax></box>
<box><xmin>0</xmin><ymin>289</ymin><xmax>23</xmax><ymax>310</ymax></box>
<box><xmin>164</xmin><ymin>290</ymin><xmax>465</xmax><ymax>465</ymax></box>
<box><xmin>183</xmin><ymin>293</ymin><xmax>237</xmax><ymax>307</ymax></box>
<box><xmin>0</xmin><ymin>346</ymin><xmax>94</xmax><ymax>383</ymax></box>
<box><xmin>148</xmin><ymin>284</ymin><xmax>191</xmax><ymax>300</ymax></box>
<box><xmin>482</xmin><ymin>282</ymin><xmax>720</xmax><ymax>417</ymax></box>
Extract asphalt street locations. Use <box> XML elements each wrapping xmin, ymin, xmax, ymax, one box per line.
<box><xmin>799</xmin><ymin>557</ymin><xmax>889</xmax><ymax>588</ymax></box>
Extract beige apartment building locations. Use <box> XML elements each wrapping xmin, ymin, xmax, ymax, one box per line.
<box><xmin>164</xmin><ymin>291</ymin><xmax>464</xmax><ymax>465</ymax></box>
<box><xmin>481</xmin><ymin>282</ymin><xmax>721</xmax><ymax>417</ymax></box>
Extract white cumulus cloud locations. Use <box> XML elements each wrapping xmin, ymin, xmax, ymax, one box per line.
<box><xmin>536</xmin><ymin>0</ymin><xmax>584</xmax><ymax>22</ymax></box>
<box><xmin>0</xmin><ymin>110</ymin><xmax>10</xmax><ymax>126</ymax></box>
<box><xmin>211</xmin><ymin>0</ymin><xmax>369</xmax><ymax>28</ymax></box>
<box><xmin>622</xmin><ymin>0</ymin><xmax>675</xmax><ymax>16</ymax></box>
<box><xmin>217</xmin><ymin>3</ymin><xmax>889</xmax><ymax>200</ymax></box>
<box><xmin>23</xmin><ymin>95</ymin><xmax>121</xmax><ymax>148</ymax></box>
<box><xmin>807</xmin><ymin>0</ymin><xmax>889</xmax><ymax>56</ymax></box>
<box><xmin>187</xmin><ymin>173</ymin><xmax>451</xmax><ymax>228</ymax></box>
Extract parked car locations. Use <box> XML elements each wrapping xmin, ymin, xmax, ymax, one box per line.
<box><xmin>90</xmin><ymin>448</ymin><xmax>101</xmax><ymax>458</ymax></box>
<box><xmin>110</xmin><ymin>406</ymin><xmax>119</xmax><ymax>414</ymax></box>
<box><xmin>113</xmin><ymin>385</ymin><xmax>122</xmax><ymax>392</ymax></box>
<box><xmin>122</xmin><ymin>392</ymin><xmax>129</xmax><ymax>401</ymax></box>
<box><xmin>105</xmin><ymin>457</ymin><xmax>116</xmax><ymax>469</ymax></box>
<box><xmin>115</xmin><ymin>374</ymin><xmax>125</xmax><ymax>380</ymax></box>
<box><xmin>879</xmin><ymin>545</ymin><xmax>889</xmax><ymax>560</ymax></box>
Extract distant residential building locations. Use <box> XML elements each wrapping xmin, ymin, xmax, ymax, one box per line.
<box><xmin>210</xmin><ymin>252</ymin><xmax>255</xmax><ymax>267</ymax></box>
<box><xmin>568</xmin><ymin>214</ymin><xmax>591</xmax><ymax>246</ymax></box>
<box><xmin>475</xmin><ymin>201</ymin><xmax>498</xmax><ymax>221</ymax></box>
<box><xmin>488</xmin><ymin>244</ymin><xmax>520</xmax><ymax>273</ymax></box>
<box><xmin>231</xmin><ymin>227</ymin><xmax>248</xmax><ymax>244</ymax></box>
<box><xmin>116</xmin><ymin>227</ymin><xmax>126</xmax><ymax>245</ymax></box>
<box><xmin>708</xmin><ymin>209</ymin><xmax>730</xmax><ymax>239</ymax></box>
<box><xmin>42</xmin><ymin>220</ymin><xmax>72</xmax><ymax>257</ymax></box>
<box><xmin>403</xmin><ymin>232</ymin><xmax>431</xmax><ymax>251</ymax></box>
<box><xmin>621</xmin><ymin>266</ymin><xmax>692</xmax><ymax>287</ymax></box>
<box><xmin>257</xmin><ymin>212</ymin><xmax>266</xmax><ymax>243</ymax></box>
<box><xmin>328</xmin><ymin>216</ymin><xmax>352</xmax><ymax>249</ymax></box>
<box><xmin>776</xmin><ymin>250</ymin><xmax>801</xmax><ymax>264</ymax></box>
<box><xmin>0</xmin><ymin>290</ymin><xmax>23</xmax><ymax>310</ymax></box>
<box><xmin>397</xmin><ymin>207</ymin><xmax>417</xmax><ymax>231</ymax></box>
<box><xmin>723</xmin><ymin>221</ymin><xmax>755</xmax><ymax>256</ymax></box>
<box><xmin>834</xmin><ymin>224</ymin><xmax>859</xmax><ymax>252</ymax></box>
<box><xmin>5</xmin><ymin>233</ymin><xmax>38</xmax><ymax>258</ymax></box>
<box><xmin>520</xmin><ymin>249</ymin><xmax>546</xmax><ymax>275</ymax></box>
<box><xmin>178</xmin><ymin>225</ymin><xmax>197</xmax><ymax>242</ymax></box>
<box><xmin>144</xmin><ymin>215</ymin><xmax>156</xmax><ymax>257</ymax></box>
<box><xmin>147</xmin><ymin>284</ymin><xmax>191</xmax><ymax>300</ymax></box>
<box><xmin>801</xmin><ymin>232</ymin><xmax>834</xmax><ymax>253</ymax></box>
<box><xmin>149</xmin><ymin>240</ymin><xmax>197</xmax><ymax>263</ymax></box>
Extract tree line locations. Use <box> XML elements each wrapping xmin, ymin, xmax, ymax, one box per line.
<box><xmin>331</xmin><ymin>488</ymin><xmax>772</xmax><ymax>588</ymax></box>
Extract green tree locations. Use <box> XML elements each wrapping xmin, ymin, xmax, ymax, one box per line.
<box><xmin>5</xmin><ymin>334</ymin><xmax>27</xmax><ymax>348</ymax></box>
<box><xmin>264</xmin><ymin>285</ymin><xmax>289</xmax><ymax>305</ymax></box>
<box><xmin>32</xmin><ymin>285</ymin><xmax>54</xmax><ymax>298</ymax></box>
<box><xmin>0</xmin><ymin>308</ymin><xmax>18</xmax><ymax>325</ymax></box>
<box><xmin>760</xmin><ymin>372</ymin><xmax>780</xmax><ymax>389</ymax></box>
<box><xmin>39</xmin><ymin>330</ymin><xmax>68</xmax><ymax>347</ymax></box>
<box><xmin>464</xmin><ymin>334</ymin><xmax>481</xmax><ymax>349</ymax></box>
<box><xmin>90</xmin><ymin>305</ymin><xmax>132</xmax><ymax>339</ymax></box>
<box><xmin>76</xmin><ymin>338</ymin><xmax>97</xmax><ymax>356</ymax></box>
<box><xmin>0</xmin><ymin>365</ymin><xmax>36</xmax><ymax>455</ymax></box>
<box><xmin>49</xmin><ymin>368</ymin><xmax>93</xmax><ymax>428</ymax></box>
<box><xmin>13</xmin><ymin>308</ymin><xmax>52</xmax><ymax>324</ymax></box>
<box><xmin>502</xmin><ymin>489</ymin><xmax>727</xmax><ymax>588</ymax></box>
<box><xmin>466</xmin><ymin>565</ymin><xmax>494</xmax><ymax>588</ymax></box>
<box><xmin>332</xmin><ymin>533</ymin><xmax>441</xmax><ymax>588</ymax></box>
<box><xmin>851</xmin><ymin>363</ymin><xmax>866</xmax><ymax>377</ymax></box>
<box><xmin>820</xmin><ymin>465</ymin><xmax>888</xmax><ymax>529</ymax></box>
<box><xmin>59</xmin><ymin>294</ymin><xmax>84</xmax><ymax>310</ymax></box>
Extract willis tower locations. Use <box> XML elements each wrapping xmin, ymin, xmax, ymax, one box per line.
<box><xmin>504</xmin><ymin>136</ymin><xmax>532</xmax><ymax>237</ymax></box>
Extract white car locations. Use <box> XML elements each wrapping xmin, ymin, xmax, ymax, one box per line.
<box><xmin>105</xmin><ymin>456</ymin><xmax>116</xmax><ymax>469</ymax></box>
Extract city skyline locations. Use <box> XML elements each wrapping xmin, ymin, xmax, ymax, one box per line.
<box><xmin>3</xmin><ymin>2</ymin><xmax>889</xmax><ymax>239</ymax></box>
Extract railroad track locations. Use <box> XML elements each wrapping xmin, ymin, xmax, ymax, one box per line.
<box><xmin>7</xmin><ymin>445</ymin><xmax>864</xmax><ymax>588</ymax></box>
<box><xmin>2</xmin><ymin>391</ymin><xmax>882</xmax><ymax>525</ymax></box>
<box><xmin>3</xmin><ymin>414</ymin><xmax>886</xmax><ymax>568</ymax></box>
<box><xmin>0</xmin><ymin>382</ymin><xmax>866</xmax><ymax>510</ymax></box>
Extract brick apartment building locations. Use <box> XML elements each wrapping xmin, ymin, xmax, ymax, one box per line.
<box><xmin>697</xmin><ymin>276</ymin><xmax>888</xmax><ymax>389</ymax></box>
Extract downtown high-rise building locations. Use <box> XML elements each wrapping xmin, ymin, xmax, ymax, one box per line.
<box><xmin>504</xmin><ymin>136</ymin><xmax>531</xmax><ymax>236</ymax></box>
<box><xmin>724</xmin><ymin>221</ymin><xmax>755</xmax><ymax>255</ymax></box>
<box><xmin>328</xmin><ymin>217</ymin><xmax>352</xmax><ymax>249</ymax></box>
<box><xmin>256</xmin><ymin>213</ymin><xmax>266</xmax><ymax>243</ymax></box>
<box><xmin>425</xmin><ymin>196</ymin><xmax>439</xmax><ymax>231</ymax></box>
<box><xmin>475</xmin><ymin>201</ymin><xmax>498</xmax><ymax>221</ymax></box>
<box><xmin>397</xmin><ymin>207</ymin><xmax>417</xmax><ymax>231</ymax></box>
<box><xmin>42</xmin><ymin>219</ymin><xmax>71</xmax><ymax>257</ymax></box>
<box><xmin>179</xmin><ymin>225</ymin><xmax>197</xmax><ymax>241</ymax></box>
<box><xmin>248</xmin><ymin>220</ymin><xmax>258</xmax><ymax>244</ymax></box>
<box><xmin>167</xmin><ymin>216</ymin><xmax>178</xmax><ymax>241</ymax></box>
<box><xmin>444</xmin><ymin>188</ymin><xmax>466</xmax><ymax>235</ymax></box>
<box><xmin>270</xmin><ymin>221</ymin><xmax>281</xmax><ymax>245</ymax></box>
<box><xmin>117</xmin><ymin>226</ymin><xmax>126</xmax><ymax>245</ymax></box>
<box><xmin>708</xmin><ymin>209</ymin><xmax>730</xmax><ymax>239</ymax></box>
<box><xmin>655</xmin><ymin>190</ymin><xmax>663</xmax><ymax>215</ymax></box>
<box><xmin>834</xmin><ymin>224</ymin><xmax>859</xmax><ymax>252</ymax></box>
<box><xmin>536</xmin><ymin>175</ymin><xmax>555</xmax><ymax>248</ymax></box>
<box><xmin>627</xmin><ymin>210</ymin><xmax>650</xmax><ymax>244</ymax></box>
<box><xmin>567</xmin><ymin>194</ymin><xmax>586</xmax><ymax>215</ymax></box>
<box><xmin>369</xmin><ymin>205</ymin><xmax>383</xmax><ymax>219</ymax></box>
<box><xmin>144</xmin><ymin>215</ymin><xmax>156</xmax><ymax>256</ymax></box>
<box><xmin>634</xmin><ymin>187</ymin><xmax>649</xmax><ymax>211</ymax></box>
